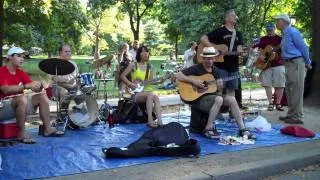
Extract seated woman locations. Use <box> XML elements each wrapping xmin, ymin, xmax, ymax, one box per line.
<box><xmin>120</xmin><ymin>46</ymin><xmax>164</xmax><ymax>128</ymax></box>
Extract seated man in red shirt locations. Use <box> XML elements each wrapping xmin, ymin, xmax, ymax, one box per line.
<box><xmin>0</xmin><ymin>47</ymin><xmax>64</xmax><ymax>144</ymax></box>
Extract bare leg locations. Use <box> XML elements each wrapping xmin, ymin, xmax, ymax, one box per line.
<box><xmin>135</xmin><ymin>92</ymin><xmax>161</xmax><ymax>128</ymax></box>
<box><xmin>11</xmin><ymin>96</ymin><xmax>30</xmax><ymax>140</ymax></box>
<box><xmin>205</xmin><ymin>96</ymin><xmax>223</xmax><ymax>130</ymax></box>
<box><xmin>32</xmin><ymin>93</ymin><xmax>62</xmax><ymax>136</ymax></box>
<box><xmin>264</xmin><ymin>86</ymin><xmax>273</xmax><ymax>104</ymax></box>
<box><xmin>224</xmin><ymin>95</ymin><xmax>245</xmax><ymax>130</ymax></box>
<box><xmin>153</xmin><ymin>94</ymin><xmax>162</xmax><ymax>125</ymax></box>
<box><xmin>274</xmin><ymin>87</ymin><xmax>284</xmax><ymax>105</ymax></box>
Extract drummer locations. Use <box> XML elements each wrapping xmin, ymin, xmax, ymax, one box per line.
<box><xmin>0</xmin><ymin>47</ymin><xmax>64</xmax><ymax>144</ymax></box>
<box><xmin>50</xmin><ymin>44</ymin><xmax>83</xmax><ymax>103</ymax></box>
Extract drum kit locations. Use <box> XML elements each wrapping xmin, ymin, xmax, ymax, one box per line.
<box><xmin>38</xmin><ymin>55</ymin><xmax>115</xmax><ymax>131</ymax></box>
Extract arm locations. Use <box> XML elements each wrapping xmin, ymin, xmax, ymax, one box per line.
<box><xmin>175</xmin><ymin>71</ymin><xmax>204</xmax><ymax>88</ymax></box>
<box><xmin>0</xmin><ymin>84</ymin><xmax>24</xmax><ymax>95</ymax></box>
<box><xmin>291</xmin><ymin>29</ymin><xmax>312</xmax><ymax>65</ymax></box>
<box><xmin>120</xmin><ymin>63</ymin><xmax>136</xmax><ymax>89</ymax></box>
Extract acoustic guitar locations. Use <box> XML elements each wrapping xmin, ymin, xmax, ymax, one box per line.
<box><xmin>254</xmin><ymin>45</ymin><xmax>280</xmax><ymax>70</ymax></box>
<box><xmin>177</xmin><ymin>74</ymin><xmax>239</xmax><ymax>103</ymax></box>
<box><xmin>197</xmin><ymin>42</ymin><xmax>247</xmax><ymax>63</ymax></box>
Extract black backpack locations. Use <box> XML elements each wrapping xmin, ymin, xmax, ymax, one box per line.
<box><xmin>102</xmin><ymin>122</ymin><xmax>201</xmax><ymax>158</ymax></box>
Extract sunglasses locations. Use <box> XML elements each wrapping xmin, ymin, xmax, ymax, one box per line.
<box><xmin>12</xmin><ymin>54</ymin><xmax>25</xmax><ymax>58</ymax></box>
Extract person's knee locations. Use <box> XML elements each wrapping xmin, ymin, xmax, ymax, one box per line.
<box><xmin>152</xmin><ymin>94</ymin><xmax>160</xmax><ymax>102</ymax></box>
<box><xmin>215</xmin><ymin>96</ymin><xmax>223</xmax><ymax>106</ymax></box>
<box><xmin>224</xmin><ymin>95</ymin><xmax>236</xmax><ymax>105</ymax></box>
<box><xmin>14</xmin><ymin>96</ymin><xmax>28</xmax><ymax>108</ymax></box>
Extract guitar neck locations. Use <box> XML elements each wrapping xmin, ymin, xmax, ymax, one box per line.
<box><xmin>207</xmin><ymin>75</ymin><xmax>239</xmax><ymax>84</ymax></box>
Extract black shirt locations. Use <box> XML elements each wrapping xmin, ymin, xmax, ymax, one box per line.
<box><xmin>207</xmin><ymin>26</ymin><xmax>244</xmax><ymax>72</ymax></box>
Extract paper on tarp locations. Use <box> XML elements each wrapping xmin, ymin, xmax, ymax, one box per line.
<box><xmin>245</xmin><ymin>115</ymin><xmax>272</xmax><ymax>132</ymax></box>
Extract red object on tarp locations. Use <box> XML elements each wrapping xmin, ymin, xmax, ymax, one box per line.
<box><xmin>0</xmin><ymin>120</ymin><xmax>19</xmax><ymax>139</ymax></box>
<box><xmin>280</xmin><ymin>125</ymin><xmax>316</xmax><ymax>138</ymax></box>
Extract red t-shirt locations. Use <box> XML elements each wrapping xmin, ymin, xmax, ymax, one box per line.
<box><xmin>253</xmin><ymin>35</ymin><xmax>284</xmax><ymax>67</ymax></box>
<box><xmin>0</xmin><ymin>66</ymin><xmax>32</xmax><ymax>98</ymax></box>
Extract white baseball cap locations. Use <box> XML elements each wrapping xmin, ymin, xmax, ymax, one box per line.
<box><xmin>7</xmin><ymin>47</ymin><xmax>28</xmax><ymax>56</ymax></box>
<box><xmin>274</xmin><ymin>14</ymin><xmax>291</xmax><ymax>24</ymax></box>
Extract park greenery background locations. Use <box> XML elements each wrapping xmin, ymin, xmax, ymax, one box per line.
<box><xmin>0</xmin><ymin>0</ymin><xmax>316</xmax><ymax>98</ymax></box>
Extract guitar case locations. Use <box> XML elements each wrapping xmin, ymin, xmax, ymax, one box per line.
<box><xmin>102</xmin><ymin>122</ymin><xmax>201</xmax><ymax>158</ymax></box>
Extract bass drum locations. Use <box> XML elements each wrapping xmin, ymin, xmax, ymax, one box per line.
<box><xmin>68</xmin><ymin>94</ymin><xmax>99</xmax><ymax>128</ymax></box>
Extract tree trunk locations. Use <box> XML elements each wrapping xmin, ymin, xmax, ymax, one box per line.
<box><xmin>306</xmin><ymin>0</ymin><xmax>320</xmax><ymax>106</ymax></box>
<box><xmin>0</xmin><ymin>0</ymin><xmax>4</xmax><ymax>66</ymax></box>
<box><xmin>175</xmin><ymin>35</ymin><xmax>178</xmax><ymax>60</ymax></box>
<box><xmin>94</xmin><ymin>26</ymin><xmax>100</xmax><ymax>60</ymax></box>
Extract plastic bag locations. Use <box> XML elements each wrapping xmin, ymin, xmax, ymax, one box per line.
<box><xmin>245</xmin><ymin>115</ymin><xmax>271</xmax><ymax>132</ymax></box>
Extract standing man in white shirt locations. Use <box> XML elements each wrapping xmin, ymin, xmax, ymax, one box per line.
<box><xmin>183</xmin><ymin>41</ymin><xmax>197</xmax><ymax>68</ymax></box>
<box><xmin>129</xmin><ymin>40</ymin><xmax>139</xmax><ymax>61</ymax></box>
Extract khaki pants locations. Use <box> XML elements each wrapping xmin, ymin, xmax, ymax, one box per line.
<box><xmin>285</xmin><ymin>57</ymin><xmax>306</xmax><ymax>119</ymax></box>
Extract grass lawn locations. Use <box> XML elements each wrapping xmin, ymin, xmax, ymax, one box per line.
<box><xmin>21</xmin><ymin>55</ymin><xmax>261</xmax><ymax>98</ymax></box>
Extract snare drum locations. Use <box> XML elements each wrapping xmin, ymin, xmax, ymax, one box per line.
<box><xmin>79</xmin><ymin>73</ymin><xmax>96</xmax><ymax>94</ymax></box>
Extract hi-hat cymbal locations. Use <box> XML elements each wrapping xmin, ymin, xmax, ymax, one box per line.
<box><xmin>91</xmin><ymin>55</ymin><xmax>114</xmax><ymax>69</ymax></box>
<box><xmin>39</xmin><ymin>58</ymin><xmax>75</xmax><ymax>75</ymax></box>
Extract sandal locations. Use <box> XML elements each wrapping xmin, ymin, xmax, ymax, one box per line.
<box><xmin>18</xmin><ymin>138</ymin><xmax>36</xmax><ymax>144</ymax></box>
<box><xmin>267</xmin><ymin>104</ymin><xmax>274</xmax><ymax>111</ymax></box>
<box><xmin>276</xmin><ymin>104</ymin><xmax>284</xmax><ymax>111</ymax></box>
<box><xmin>202</xmin><ymin>128</ymin><xmax>221</xmax><ymax>139</ymax></box>
<box><xmin>239</xmin><ymin>129</ymin><xmax>256</xmax><ymax>140</ymax></box>
<box><xmin>147</xmin><ymin>120</ymin><xmax>159</xmax><ymax>128</ymax></box>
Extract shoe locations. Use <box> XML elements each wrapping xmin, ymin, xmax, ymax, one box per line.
<box><xmin>38</xmin><ymin>125</ymin><xmax>65</xmax><ymax>137</ymax></box>
<box><xmin>202</xmin><ymin>128</ymin><xmax>221</xmax><ymax>139</ymax></box>
<box><xmin>239</xmin><ymin>129</ymin><xmax>256</xmax><ymax>140</ymax></box>
<box><xmin>284</xmin><ymin>118</ymin><xmax>304</xmax><ymax>124</ymax></box>
<box><xmin>276</xmin><ymin>104</ymin><xmax>284</xmax><ymax>111</ymax></box>
<box><xmin>267</xmin><ymin>104</ymin><xmax>274</xmax><ymax>111</ymax></box>
<box><xmin>279</xmin><ymin>116</ymin><xmax>291</xmax><ymax>121</ymax></box>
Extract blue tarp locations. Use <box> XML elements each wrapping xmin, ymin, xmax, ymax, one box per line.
<box><xmin>0</xmin><ymin>112</ymin><xmax>319</xmax><ymax>179</ymax></box>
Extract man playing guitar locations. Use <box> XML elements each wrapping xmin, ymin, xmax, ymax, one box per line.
<box><xmin>0</xmin><ymin>47</ymin><xmax>64</xmax><ymax>144</ymax></box>
<box><xmin>252</xmin><ymin>23</ymin><xmax>285</xmax><ymax>111</ymax></box>
<box><xmin>200</xmin><ymin>9</ymin><xmax>245</xmax><ymax>109</ymax></box>
<box><xmin>176</xmin><ymin>47</ymin><xmax>255</xmax><ymax>140</ymax></box>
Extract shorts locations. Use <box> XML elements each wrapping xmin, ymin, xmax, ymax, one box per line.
<box><xmin>259</xmin><ymin>66</ymin><xmax>285</xmax><ymax>87</ymax></box>
<box><xmin>191</xmin><ymin>95</ymin><xmax>218</xmax><ymax>113</ymax></box>
<box><xmin>0</xmin><ymin>95</ymin><xmax>36</xmax><ymax>121</ymax></box>
<box><xmin>214</xmin><ymin>68</ymin><xmax>239</xmax><ymax>90</ymax></box>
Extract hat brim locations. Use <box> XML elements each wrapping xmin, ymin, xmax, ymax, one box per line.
<box><xmin>200</xmin><ymin>53</ymin><xmax>219</xmax><ymax>58</ymax></box>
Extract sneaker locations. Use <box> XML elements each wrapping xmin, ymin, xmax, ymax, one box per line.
<box><xmin>284</xmin><ymin>118</ymin><xmax>304</xmax><ymax>124</ymax></box>
<box><xmin>202</xmin><ymin>128</ymin><xmax>221</xmax><ymax>139</ymax></box>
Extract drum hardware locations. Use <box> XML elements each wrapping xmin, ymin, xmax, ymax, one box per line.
<box><xmin>91</xmin><ymin>55</ymin><xmax>114</xmax><ymax>69</ymax></box>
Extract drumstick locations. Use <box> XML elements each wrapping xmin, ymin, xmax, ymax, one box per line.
<box><xmin>2</xmin><ymin>91</ymin><xmax>45</xmax><ymax>100</ymax></box>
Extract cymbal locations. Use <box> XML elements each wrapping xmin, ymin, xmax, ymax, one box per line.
<box><xmin>91</xmin><ymin>55</ymin><xmax>114</xmax><ymax>69</ymax></box>
<box><xmin>39</xmin><ymin>58</ymin><xmax>75</xmax><ymax>75</ymax></box>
